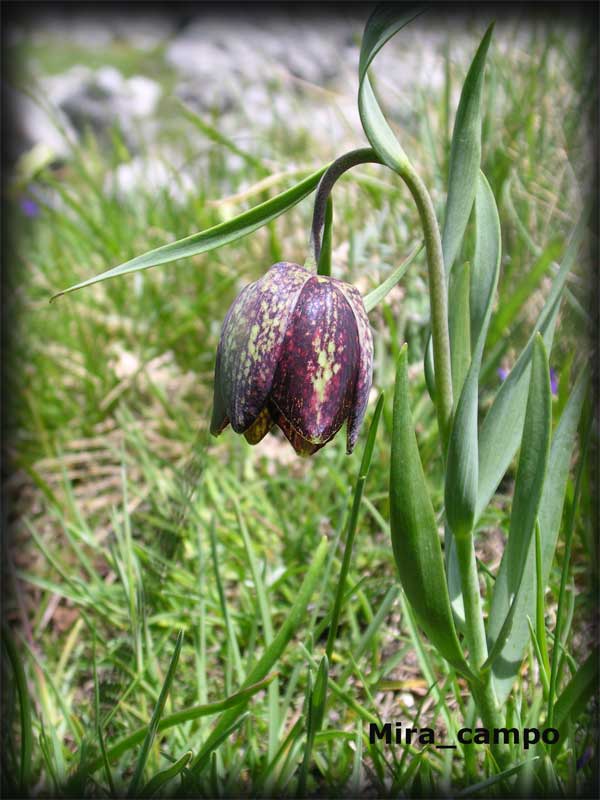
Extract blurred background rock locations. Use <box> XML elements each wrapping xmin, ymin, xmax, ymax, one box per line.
<box><xmin>7</xmin><ymin>5</ymin><xmax>586</xmax><ymax>201</ymax></box>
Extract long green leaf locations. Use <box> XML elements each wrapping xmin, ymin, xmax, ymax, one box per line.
<box><xmin>88</xmin><ymin>673</ymin><xmax>277</xmax><ymax>774</ymax></box>
<box><xmin>487</xmin><ymin>336</ymin><xmax>551</xmax><ymax>696</ymax></box>
<box><xmin>390</xmin><ymin>345</ymin><xmax>469</xmax><ymax>675</ymax></box>
<box><xmin>442</xmin><ymin>23</ymin><xmax>494</xmax><ymax>275</ymax></box>
<box><xmin>448</xmin><ymin>214</ymin><xmax>587</xmax><ymax>623</ymax></box>
<box><xmin>494</xmin><ymin>366</ymin><xmax>588</xmax><ymax>702</ymax></box>
<box><xmin>127</xmin><ymin>630</ymin><xmax>184</xmax><ymax>797</ymax></box>
<box><xmin>358</xmin><ymin>4</ymin><xmax>425</xmax><ymax>171</ymax></box>
<box><xmin>476</xmin><ymin>213</ymin><xmax>587</xmax><ymax>522</ymax></box>
<box><xmin>445</xmin><ymin>172</ymin><xmax>501</xmax><ymax>541</ymax></box>
<box><xmin>188</xmin><ymin>536</ymin><xmax>329</xmax><ymax>776</ymax></box>
<box><xmin>51</xmin><ymin>167</ymin><xmax>328</xmax><ymax>299</ymax></box>
<box><xmin>449</xmin><ymin>260</ymin><xmax>471</xmax><ymax>400</ymax></box>
<box><xmin>471</xmin><ymin>174</ymin><xmax>503</xmax><ymax>349</ymax></box>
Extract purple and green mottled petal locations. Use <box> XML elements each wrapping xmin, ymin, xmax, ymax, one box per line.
<box><xmin>210</xmin><ymin>344</ymin><xmax>230</xmax><ymax>435</ymax></box>
<box><xmin>267</xmin><ymin>403</ymin><xmax>321</xmax><ymax>456</ymax></box>
<box><xmin>243</xmin><ymin>406</ymin><xmax>274</xmax><ymax>445</ymax></box>
<box><xmin>336</xmin><ymin>281</ymin><xmax>374</xmax><ymax>453</ymax></box>
<box><xmin>269</xmin><ymin>275</ymin><xmax>360</xmax><ymax>450</ymax></box>
<box><xmin>213</xmin><ymin>262</ymin><xmax>311</xmax><ymax>434</ymax></box>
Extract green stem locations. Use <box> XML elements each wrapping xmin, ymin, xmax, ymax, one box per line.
<box><xmin>455</xmin><ymin>535</ymin><xmax>488</xmax><ymax>670</ymax></box>
<box><xmin>307</xmin><ymin>149</ymin><xmax>453</xmax><ymax>450</ymax></box>
<box><xmin>455</xmin><ymin>535</ymin><xmax>509</xmax><ymax>765</ymax></box>
<box><xmin>306</xmin><ymin>148</ymin><xmax>383</xmax><ymax>270</ymax></box>
<box><xmin>398</xmin><ymin>164</ymin><xmax>453</xmax><ymax>448</ymax></box>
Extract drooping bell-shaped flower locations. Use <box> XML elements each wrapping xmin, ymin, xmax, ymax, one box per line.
<box><xmin>210</xmin><ymin>262</ymin><xmax>373</xmax><ymax>456</ymax></box>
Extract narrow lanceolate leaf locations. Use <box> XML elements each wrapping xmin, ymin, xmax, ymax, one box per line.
<box><xmin>188</xmin><ymin>537</ymin><xmax>329</xmax><ymax>776</ymax></box>
<box><xmin>487</xmin><ymin>336</ymin><xmax>552</xmax><ymax>698</ymax></box>
<box><xmin>476</xmin><ymin>213</ymin><xmax>587</xmax><ymax>522</ymax></box>
<box><xmin>442</xmin><ymin>23</ymin><xmax>494</xmax><ymax>275</ymax></box>
<box><xmin>127</xmin><ymin>630</ymin><xmax>184</xmax><ymax>797</ymax></box>
<box><xmin>487</xmin><ymin>366</ymin><xmax>588</xmax><ymax>702</ymax></box>
<box><xmin>298</xmin><ymin>655</ymin><xmax>329</xmax><ymax>796</ymax></box>
<box><xmin>2</xmin><ymin>626</ymin><xmax>33</xmax><ymax>793</ymax></box>
<box><xmin>358</xmin><ymin>4</ymin><xmax>425</xmax><ymax>171</ymax></box>
<box><xmin>445</xmin><ymin>172</ymin><xmax>500</xmax><ymax>541</ymax></box>
<box><xmin>325</xmin><ymin>394</ymin><xmax>384</xmax><ymax>660</ymax></box>
<box><xmin>390</xmin><ymin>345</ymin><xmax>469</xmax><ymax>675</ymax></box>
<box><xmin>471</xmin><ymin>171</ymin><xmax>503</xmax><ymax>348</ymax></box>
<box><xmin>51</xmin><ymin>167</ymin><xmax>328</xmax><ymax>299</ymax></box>
<box><xmin>139</xmin><ymin>751</ymin><xmax>193</xmax><ymax>798</ymax></box>
<box><xmin>449</xmin><ymin>260</ymin><xmax>471</xmax><ymax>400</ymax></box>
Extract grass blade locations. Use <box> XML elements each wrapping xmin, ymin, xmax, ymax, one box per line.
<box><xmin>548</xmin><ymin>399</ymin><xmax>593</xmax><ymax>729</ymax></box>
<box><xmin>51</xmin><ymin>167</ymin><xmax>328</xmax><ymax>299</ymax></box>
<box><xmin>228</xmin><ymin>492</ymin><xmax>279</xmax><ymax>761</ymax></box>
<box><xmin>88</xmin><ymin>674</ymin><xmax>277</xmax><ymax>774</ymax></box>
<box><xmin>390</xmin><ymin>345</ymin><xmax>470</xmax><ymax>675</ymax></box>
<box><xmin>187</xmin><ymin>537</ymin><xmax>329</xmax><ymax>776</ymax></box>
<box><xmin>551</xmin><ymin>647</ymin><xmax>599</xmax><ymax>756</ymax></box>
<box><xmin>2</xmin><ymin>626</ymin><xmax>33</xmax><ymax>793</ymax></box>
<box><xmin>178</xmin><ymin>100</ymin><xmax>267</xmax><ymax>173</ymax></box>
<box><xmin>92</xmin><ymin>634</ymin><xmax>116</xmax><ymax>796</ymax></box>
<box><xmin>127</xmin><ymin>630</ymin><xmax>184</xmax><ymax>797</ymax></box>
<box><xmin>190</xmin><ymin>712</ymin><xmax>250</xmax><ymax>779</ymax></box>
<box><xmin>298</xmin><ymin>655</ymin><xmax>329</xmax><ymax>797</ymax></box>
<box><xmin>363</xmin><ymin>242</ymin><xmax>423</xmax><ymax>312</ymax></box>
<box><xmin>456</xmin><ymin>758</ymin><xmax>537</xmax><ymax>797</ymax></box>
<box><xmin>325</xmin><ymin>393</ymin><xmax>384</xmax><ymax>660</ymax></box>
<box><xmin>487</xmin><ymin>240</ymin><xmax>562</xmax><ymax>350</ymax></box>
<box><xmin>442</xmin><ymin>24</ymin><xmax>494</xmax><ymax>275</ymax></box>
<box><xmin>139</xmin><ymin>750</ymin><xmax>193</xmax><ymax>798</ymax></box>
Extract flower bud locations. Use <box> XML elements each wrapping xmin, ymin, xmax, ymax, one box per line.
<box><xmin>210</xmin><ymin>262</ymin><xmax>373</xmax><ymax>456</ymax></box>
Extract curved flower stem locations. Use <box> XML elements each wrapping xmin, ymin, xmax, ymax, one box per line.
<box><xmin>306</xmin><ymin>148</ymin><xmax>384</xmax><ymax>270</ymax></box>
<box><xmin>396</xmin><ymin>163</ymin><xmax>453</xmax><ymax>448</ymax></box>
<box><xmin>308</xmin><ymin>148</ymin><xmax>453</xmax><ymax>449</ymax></box>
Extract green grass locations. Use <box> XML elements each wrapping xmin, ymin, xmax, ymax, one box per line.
<box><xmin>4</xmin><ymin>14</ymin><xmax>596</xmax><ymax>797</ymax></box>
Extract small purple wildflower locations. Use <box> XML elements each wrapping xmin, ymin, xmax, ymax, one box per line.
<box><xmin>498</xmin><ymin>365</ymin><xmax>558</xmax><ymax>396</ymax></box>
<box><xmin>20</xmin><ymin>197</ymin><xmax>39</xmax><ymax>217</ymax></box>
<box><xmin>576</xmin><ymin>746</ymin><xmax>593</xmax><ymax>771</ymax></box>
